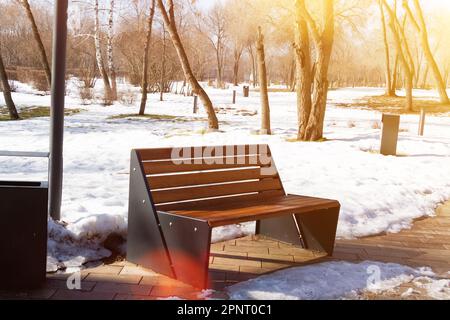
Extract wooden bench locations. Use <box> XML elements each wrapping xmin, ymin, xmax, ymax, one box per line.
<box><xmin>127</xmin><ymin>145</ymin><xmax>340</xmax><ymax>289</ymax></box>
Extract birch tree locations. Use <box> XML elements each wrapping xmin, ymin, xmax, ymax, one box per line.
<box><xmin>107</xmin><ymin>0</ymin><xmax>118</xmax><ymax>100</ymax></box>
<box><xmin>94</xmin><ymin>0</ymin><xmax>113</xmax><ymax>104</ymax></box>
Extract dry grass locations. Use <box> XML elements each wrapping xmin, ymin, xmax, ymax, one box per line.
<box><xmin>108</xmin><ymin>113</ymin><xmax>203</xmax><ymax>123</ymax></box>
<box><xmin>0</xmin><ymin>106</ymin><xmax>82</xmax><ymax>121</ymax></box>
<box><xmin>335</xmin><ymin>95</ymin><xmax>450</xmax><ymax>115</ymax></box>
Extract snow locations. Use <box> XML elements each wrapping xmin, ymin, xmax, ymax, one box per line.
<box><xmin>227</xmin><ymin>261</ymin><xmax>450</xmax><ymax>300</ymax></box>
<box><xmin>1</xmin><ymin>81</ymin><xmax>449</xmax><ymax>270</ymax></box>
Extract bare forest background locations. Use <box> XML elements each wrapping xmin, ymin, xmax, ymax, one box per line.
<box><xmin>0</xmin><ymin>0</ymin><xmax>449</xmax><ymax>140</ymax></box>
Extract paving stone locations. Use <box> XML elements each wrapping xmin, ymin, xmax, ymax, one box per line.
<box><xmin>93</xmin><ymin>282</ymin><xmax>152</xmax><ymax>296</ymax></box>
<box><xmin>81</xmin><ymin>265</ymin><xmax>123</xmax><ymax>276</ymax></box>
<box><xmin>140</xmin><ymin>275</ymin><xmax>191</xmax><ymax>288</ymax></box>
<box><xmin>45</xmin><ymin>279</ymin><xmax>96</xmax><ymax>292</ymax></box>
<box><xmin>51</xmin><ymin>289</ymin><xmax>116</xmax><ymax>300</ymax></box>
<box><xmin>224</xmin><ymin>245</ymin><xmax>269</xmax><ymax>254</ymax></box>
<box><xmin>85</xmin><ymin>273</ymin><xmax>142</xmax><ymax>285</ymax></box>
<box><xmin>0</xmin><ymin>288</ymin><xmax>56</xmax><ymax>300</ymax></box>
<box><xmin>209</xmin><ymin>263</ymin><xmax>240</xmax><ymax>272</ymax></box>
<box><xmin>239</xmin><ymin>266</ymin><xmax>274</xmax><ymax>275</ymax></box>
<box><xmin>119</xmin><ymin>265</ymin><xmax>158</xmax><ymax>277</ymax></box>
<box><xmin>248</xmin><ymin>252</ymin><xmax>295</xmax><ymax>262</ymax></box>
<box><xmin>150</xmin><ymin>286</ymin><xmax>199</xmax><ymax>299</ymax></box>
<box><xmin>213</xmin><ymin>256</ymin><xmax>261</xmax><ymax>268</ymax></box>
<box><xmin>114</xmin><ymin>293</ymin><xmax>158</xmax><ymax>300</ymax></box>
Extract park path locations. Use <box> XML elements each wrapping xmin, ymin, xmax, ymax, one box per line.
<box><xmin>1</xmin><ymin>201</ymin><xmax>449</xmax><ymax>300</ymax></box>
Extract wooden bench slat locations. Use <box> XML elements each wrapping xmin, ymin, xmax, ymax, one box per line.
<box><xmin>151</xmin><ymin>179</ymin><xmax>283</xmax><ymax>204</ymax></box>
<box><xmin>148</xmin><ymin>168</ymin><xmax>275</xmax><ymax>189</ymax></box>
<box><xmin>166</xmin><ymin>195</ymin><xmax>340</xmax><ymax>227</ymax></box>
<box><xmin>155</xmin><ymin>191</ymin><xmax>284</xmax><ymax>211</ymax></box>
<box><xmin>137</xmin><ymin>144</ymin><xmax>269</xmax><ymax>161</ymax></box>
<box><xmin>142</xmin><ymin>155</ymin><xmax>273</xmax><ymax>175</ymax></box>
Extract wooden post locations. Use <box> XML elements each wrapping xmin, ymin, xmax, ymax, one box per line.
<box><xmin>232</xmin><ymin>90</ymin><xmax>236</xmax><ymax>104</ymax></box>
<box><xmin>243</xmin><ymin>86</ymin><xmax>250</xmax><ymax>97</ymax></box>
<box><xmin>418</xmin><ymin>108</ymin><xmax>426</xmax><ymax>136</ymax></box>
<box><xmin>380</xmin><ymin>114</ymin><xmax>400</xmax><ymax>156</ymax></box>
<box><xmin>193</xmin><ymin>95</ymin><xmax>198</xmax><ymax>114</ymax></box>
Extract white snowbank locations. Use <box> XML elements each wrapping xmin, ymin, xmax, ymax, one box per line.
<box><xmin>227</xmin><ymin>261</ymin><xmax>449</xmax><ymax>300</ymax></box>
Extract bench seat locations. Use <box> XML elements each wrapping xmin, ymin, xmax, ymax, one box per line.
<box><xmin>164</xmin><ymin>195</ymin><xmax>340</xmax><ymax>227</ymax></box>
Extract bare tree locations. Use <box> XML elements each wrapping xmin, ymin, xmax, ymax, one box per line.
<box><xmin>294</xmin><ymin>0</ymin><xmax>312</xmax><ymax>139</ymax></box>
<box><xmin>403</xmin><ymin>0</ymin><xmax>449</xmax><ymax>104</ymax></box>
<box><xmin>17</xmin><ymin>0</ymin><xmax>51</xmax><ymax>88</ymax></box>
<box><xmin>0</xmin><ymin>46</ymin><xmax>19</xmax><ymax>120</ymax></box>
<box><xmin>378</xmin><ymin>0</ymin><xmax>395</xmax><ymax>96</ymax></box>
<box><xmin>382</xmin><ymin>0</ymin><xmax>414</xmax><ymax>111</ymax></box>
<box><xmin>107</xmin><ymin>0</ymin><xmax>118</xmax><ymax>100</ymax></box>
<box><xmin>94</xmin><ymin>0</ymin><xmax>113</xmax><ymax>104</ymax></box>
<box><xmin>139</xmin><ymin>0</ymin><xmax>156</xmax><ymax>115</ymax></box>
<box><xmin>256</xmin><ymin>27</ymin><xmax>271</xmax><ymax>135</ymax></box>
<box><xmin>295</xmin><ymin>0</ymin><xmax>335</xmax><ymax>141</ymax></box>
<box><xmin>160</xmin><ymin>22</ymin><xmax>167</xmax><ymax>101</ymax></box>
<box><xmin>157</xmin><ymin>0</ymin><xmax>219</xmax><ymax>130</ymax></box>
<box><xmin>194</xmin><ymin>3</ymin><xmax>228</xmax><ymax>89</ymax></box>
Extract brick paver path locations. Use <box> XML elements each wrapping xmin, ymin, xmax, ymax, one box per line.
<box><xmin>1</xmin><ymin>202</ymin><xmax>449</xmax><ymax>300</ymax></box>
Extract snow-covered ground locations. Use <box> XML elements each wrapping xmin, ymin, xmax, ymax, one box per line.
<box><xmin>1</xmin><ymin>80</ymin><xmax>449</xmax><ymax>276</ymax></box>
<box><xmin>227</xmin><ymin>261</ymin><xmax>450</xmax><ymax>300</ymax></box>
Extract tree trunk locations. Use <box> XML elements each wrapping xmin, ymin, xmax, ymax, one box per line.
<box><xmin>289</xmin><ymin>55</ymin><xmax>296</xmax><ymax>92</ymax></box>
<box><xmin>232</xmin><ymin>46</ymin><xmax>242</xmax><ymax>86</ymax></box>
<box><xmin>107</xmin><ymin>0</ymin><xmax>118</xmax><ymax>100</ymax></box>
<box><xmin>215</xmin><ymin>49</ymin><xmax>223</xmax><ymax>89</ymax></box>
<box><xmin>256</xmin><ymin>27</ymin><xmax>271</xmax><ymax>135</ymax></box>
<box><xmin>420</xmin><ymin>64</ymin><xmax>429</xmax><ymax>89</ymax></box>
<box><xmin>160</xmin><ymin>22</ymin><xmax>167</xmax><ymax>102</ymax></box>
<box><xmin>404</xmin><ymin>0</ymin><xmax>449</xmax><ymax>104</ymax></box>
<box><xmin>157</xmin><ymin>0</ymin><xmax>219</xmax><ymax>130</ymax></box>
<box><xmin>20</xmin><ymin>0</ymin><xmax>51</xmax><ymax>88</ymax></box>
<box><xmin>297</xmin><ymin>0</ymin><xmax>335</xmax><ymax>141</ymax></box>
<box><xmin>294</xmin><ymin>2</ymin><xmax>312</xmax><ymax>141</ymax></box>
<box><xmin>139</xmin><ymin>0</ymin><xmax>156</xmax><ymax>115</ymax></box>
<box><xmin>0</xmin><ymin>49</ymin><xmax>19</xmax><ymax>120</ymax></box>
<box><xmin>95</xmin><ymin>0</ymin><xmax>113</xmax><ymax>105</ymax></box>
<box><xmin>392</xmin><ymin>54</ymin><xmax>399</xmax><ymax>91</ymax></box>
<box><xmin>248</xmin><ymin>45</ymin><xmax>257</xmax><ymax>88</ymax></box>
<box><xmin>379</xmin><ymin>1</ymin><xmax>395</xmax><ymax>96</ymax></box>
<box><xmin>382</xmin><ymin>0</ymin><xmax>413</xmax><ymax>111</ymax></box>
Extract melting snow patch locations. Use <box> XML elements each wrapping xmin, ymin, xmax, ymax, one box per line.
<box><xmin>46</xmin><ymin>219</ymin><xmax>115</xmax><ymax>272</ymax></box>
<box><xmin>227</xmin><ymin>261</ymin><xmax>449</xmax><ymax>300</ymax></box>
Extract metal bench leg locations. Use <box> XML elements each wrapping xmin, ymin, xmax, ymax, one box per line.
<box><xmin>256</xmin><ymin>215</ymin><xmax>304</xmax><ymax>247</ymax></box>
<box><xmin>295</xmin><ymin>206</ymin><xmax>340</xmax><ymax>256</ymax></box>
<box><xmin>127</xmin><ymin>151</ymin><xmax>174</xmax><ymax>278</ymax></box>
<box><xmin>158</xmin><ymin>212</ymin><xmax>212</xmax><ymax>289</ymax></box>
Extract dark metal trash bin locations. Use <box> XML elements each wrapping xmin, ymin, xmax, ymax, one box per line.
<box><xmin>0</xmin><ymin>152</ymin><xmax>49</xmax><ymax>290</ymax></box>
<box><xmin>380</xmin><ymin>114</ymin><xmax>400</xmax><ymax>156</ymax></box>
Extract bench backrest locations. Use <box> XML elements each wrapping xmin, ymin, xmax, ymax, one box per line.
<box><xmin>133</xmin><ymin>145</ymin><xmax>285</xmax><ymax>211</ymax></box>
